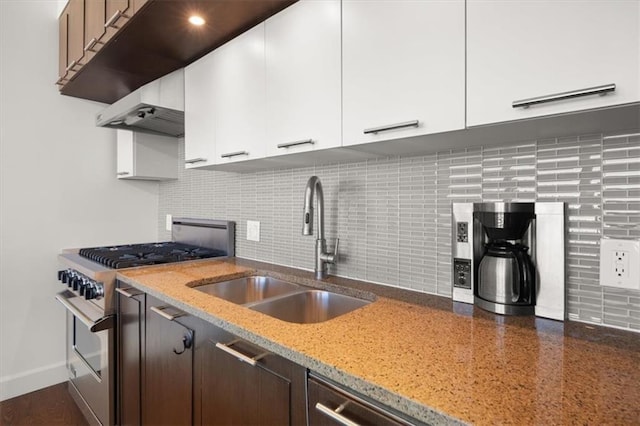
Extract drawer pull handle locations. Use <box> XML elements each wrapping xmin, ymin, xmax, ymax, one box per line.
<box><xmin>83</xmin><ymin>38</ymin><xmax>99</xmax><ymax>52</ymax></box>
<box><xmin>315</xmin><ymin>402</ymin><xmax>360</xmax><ymax>426</ymax></box>
<box><xmin>150</xmin><ymin>305</ymin><xmax>185</xmax><ymax>321</ymax></box>
<box><xmin>220</xmin><ymin>150</ymin><xmax>249</xmax><ymax>159</ymax></box>
<box><xmin>214</xmin><ymin>340</ymin><xmax>268</xmax><ymax>366</ymax></box>
<box><xmin>277</xmin><ymin>139</ymin><xmax>314</xmax><ymax>149</ymax></box>
<box><xmin>363</xmin><ymin>120</ymin><xmax>419</xmax><ymax>135</ymax></box>
<box><xmin>185</xmin><ymin>157</ymin><xmax>207</xmax><ymax>164</ymax></box>
<box><xmin>65</xmin><ymin>60</ymin><xmax>78</xmax><ymax>72</ymax></box>
<box><xmin>512</xmin><ymin>83</ymin><xmax>616</xmax><ymax>109</ymax></box>
<box><xmin>104</xmin><ymin>10</ymin><xmax>128</xmax><ymax>28</ymax></box>
<box><xmin>115</xmin><ymin>287</ymin><xmax>142</xmax><ymax>298</ymax></box>
<box><xmin>116</xmin><ymin>171</ymin><xmax>130</xmax><ymax>176</ymax></box>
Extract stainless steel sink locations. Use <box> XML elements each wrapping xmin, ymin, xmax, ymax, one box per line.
<box><xmin>194</xmin><ymin>276</ymin><xmax>301</xmax><ymax>305</ymax></box>
<box><xmin>249</xmin><ymin>290</ymin><xmax>371</xmax><ymax>324</ymax></box>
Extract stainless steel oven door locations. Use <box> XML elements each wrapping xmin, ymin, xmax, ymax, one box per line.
<box><xmin>56</xmin><ymin>290</ymin><xmax>115</xmax><ymax>425</ymax></box>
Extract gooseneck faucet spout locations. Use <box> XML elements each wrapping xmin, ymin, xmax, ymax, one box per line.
<box><xmin>302</xmin><ymin>176</ymin><xmax>338</xmax><ymax>279</ymax></box>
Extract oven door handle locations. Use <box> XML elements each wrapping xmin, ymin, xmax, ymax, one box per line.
<box><xmin>55</xmin><ymin>292</ymin><xmax>114</xmax><ymax>333</ymax></box>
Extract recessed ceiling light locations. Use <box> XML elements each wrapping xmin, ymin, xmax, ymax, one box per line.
<box><xmin>188</xmin><ymin>15</ymin><xmax>205</xmax><ymax>26</ymax></box>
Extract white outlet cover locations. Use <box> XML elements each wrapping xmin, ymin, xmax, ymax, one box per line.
<box><xmin>166</xmin><ymin>214</ymin><xmax>172</xmax><ymax>232</ymax></box>
<box><xmin>247</xmin><ymin>220</ymin><xmax>260</xmax><ymax>242</ymax></box>
<box><xmin>599</xmin><ymin>238</ymin><xmax>640</xmax><ymax>290</ymax></box>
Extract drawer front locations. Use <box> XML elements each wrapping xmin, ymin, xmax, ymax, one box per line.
<box><xmin>308</xmin><ymin>376</ymin><xmax>410</xmax><ymax>426</ymax></box>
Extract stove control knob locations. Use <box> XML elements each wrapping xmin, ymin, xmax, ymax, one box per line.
<box><xmin>67</xmin><ymin>271</ymin><xmax>76</xmax><ymax>288</ymax></box>
<box><xmin>57</xmin><ymin>270</ymin><xmax>65</xmax><ymax>281</ymax></box>
<box><xmin>60</xmin><ymin>269</ymin><xmax>71</xmax><ymax>284</ymax></box>
<box><xmin>93</xmin><ymin>283</ymin><xmax>104</xmax><ymax>299</ymax></box>
<box><xmin>79</xmin><ymin>280</ymin><xmax>87</xmax><ymax>296</ymax></box>
<box><xmin>72</xmin><ymin>277</ymin><xmax>80</xmax><ymax>291</ymax></box>
<box><xmin>84</xmin><ymin>283</ymin><xmax>95</xmax><ymax>300</ymax></box>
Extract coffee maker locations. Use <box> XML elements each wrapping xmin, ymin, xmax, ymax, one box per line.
<box><xmin>452</xmin><ymin>202</ymin><xmax>566</xmax><ymax>320</ymax></box>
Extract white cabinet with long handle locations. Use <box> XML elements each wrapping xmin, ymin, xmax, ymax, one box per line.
<box><xmin>467</xmin><ymin>0</ymin><xmax>640</xmax><ymax>127</ymax></box>
<box><xmin>212</xmin><ymin>23</ymin><xmax>266</xmax><ymax>165</ymax></box>
<box><xmin>265</xmin><ymin>0</ymin><xmax>341</xmax><ymax>157</ymax></box>
<box><xmin>184</xmin><ymin>51</ymin><xmax>216</xmax><ymax>170</ymax></box>
<box><xmin>341</xmin><ymin>0</ymin><xmax>465</xmax><ymax>147</ymax></box>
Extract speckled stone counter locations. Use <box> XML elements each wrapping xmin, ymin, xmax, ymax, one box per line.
<box><xmin>117</xmin><ymin>258</ymin><xmax>640</xmax><ymax>425</ymax></box>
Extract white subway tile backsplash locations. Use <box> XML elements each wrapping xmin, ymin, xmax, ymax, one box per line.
<box><xmin>159</xmin><ymin>130</ymin><xmax>640</xmax><ymax>332</ymax></box>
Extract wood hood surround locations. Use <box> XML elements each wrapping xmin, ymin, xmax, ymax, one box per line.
<box><xmin>60</xmin><ymin>0</ymin><xmax>297</xmax><ymax>104</ymax></box>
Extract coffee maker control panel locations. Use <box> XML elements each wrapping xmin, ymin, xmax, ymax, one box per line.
<box><xmin>453</xmin><ymin>258</ymin><xmax>472</xmax><ymax>289</ymax></box>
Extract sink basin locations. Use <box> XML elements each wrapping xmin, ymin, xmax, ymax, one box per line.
<box><xmin>249</xmin><ymin>290</ymin><xmax>371</xmax><ymax>324</ymax></box>
<box><xmin>194</xmin><ymin>276</ymin><xmax>301</xmax><ymax>305</ymax></box>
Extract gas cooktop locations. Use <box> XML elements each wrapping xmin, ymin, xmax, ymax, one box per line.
<box><xmin>78</xmin><ymin>242</ymin><xmax>227</xmax><ymax>269</ymax></box>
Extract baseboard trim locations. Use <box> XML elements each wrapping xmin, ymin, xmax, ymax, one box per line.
<box><xmin>0</xmin><ymin>361</ymin><xmax>68</xmax><ymax>401</ymax></box>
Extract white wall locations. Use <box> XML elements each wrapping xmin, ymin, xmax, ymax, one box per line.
<box><xmin>0</xmin><ymin>1</ymin><xmax>160</xmax><ymax>400</ymax></box>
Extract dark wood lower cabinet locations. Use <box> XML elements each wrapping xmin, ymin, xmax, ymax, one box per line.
<box><xmin>201</xmin><ymin>326</ymin><xmax>307</xmax><ymax>426</ymax></box>
<box><xmin>143</xmin><ymin>295</ymin><xmax>201</xmax><ymax>426</ymax></box>
<box><xmin>116</xmin><ymin>284</ymin><xmax>145</xmax><ymax>426</ymax></box>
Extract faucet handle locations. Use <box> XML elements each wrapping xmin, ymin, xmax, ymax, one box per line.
<box><xmin>320</xmin><ymin>238</ymin><xmax>339</xmax><ymax>265</ymax></box>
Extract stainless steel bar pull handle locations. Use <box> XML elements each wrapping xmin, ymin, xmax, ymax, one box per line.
<box><xmin>116</xmin><ymin>171</ymin><xmax>130</xmax><ymax>176</ymax></box>
<box><xmin>363</xmin><ymin>120</ymin><xmax>419</xmax><ymax>135</ymax></box>
<box><xmin>150</xmin><ymin>305</ymin><xmax>185</xmax><ymax>321</ymax></box>
<box><xmin>214</xmin><ymin>340</ymin><xmax>268</xmax><ymax>366</ymax></box>
<box><xmin>184</xmin><ymin>157</ymin><xmax>207</xmax><ymax>164</ymax></box>
<box><xmin>315</xmin><ymin>403</ymin><xmax>360</xmax><ymax>426</ymax></box>
<box><xmin>277</xmin><ymin>139</ymin><xmax>314</xmax><ymax>149</ymax></box>
<box><xmin>105</xmin><ymin>10</ymin><xmax>128</xmax><ymax>28</ymax></box>
<box><xmin>65</xmin><ymin>60</ymin><xmax>78</xmax><ymax>72</ymax></box>
<box><xmin>83</xmin><ymin>38</ymin><xmax>99</xmax><ymax>52</ymax></box>
<box><xmin>55</xmin><ymin>293</ymin><xmax>114</xmax><ymax>332</ymax></box>
<box><xmin>512</xmin><ymin>83</ymin><xmax>616</xmax><ymax>109</ymax></box>
<box><xmin>220</xmin><ymin>151</ymin><xmax>249</xmax><ymax>159</ymax></box>
<box><xmin>115</xmin><ymin>287</ymin><xmax>142</xmax><ymax>298</ymax></box>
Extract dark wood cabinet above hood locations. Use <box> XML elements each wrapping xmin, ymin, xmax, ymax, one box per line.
<box><xmin>59</xmin><ymin>0</ymin><xmax>297</xmax><ymax>104</ymax></box>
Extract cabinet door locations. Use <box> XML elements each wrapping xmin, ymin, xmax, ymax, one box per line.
<box><xmin>467</xmin><ymin>0</ymin><xmax>640</xmax><ymax>126</ymax></box>
<box><xmin>58</xmin><ymin>9</ymin><xmax>69</xmax><ymax>81</ymax></box>
<box><xmin>116</xmin><ymin>130</ymin><xmax>134</xmax><ymax>178</ymax></box>
<box><xmin>201</xmin><ymin>328</ymin><xmax>301</xmax><ymax>426</ymax></box>
<box><xmin>105</xmin><ymin>0</ymin><xmax>131</xmax><ymax>36</ymax></box>
<box><xmin>84</xmin><ymin>0</ymin><xmax>106</xmax><ymax>57</ymax></box>
<box><xmin>144</xmin><ymin>298</ymin><xmax>194</xmax><ymax>426</ymax></box>
<box><xmin>67</xmin><ymin>0</ymin><xmax>85</xmax><ymax>70</ymax></box>
<box><xmin>265</xmin><ymin>0</ymin><xmax>341</xmax><ymax>157</ymax></box>
<box><xmin>116</xmin><ymin>285</ymin><xmax>145</xmax><ymax>426</ymax></box>
<box><xmin>184</xmin><ymin>51</ymin><xmax>217</xmax><ymax>169</ymax></box>
<box><xmin>212</xmin><ymin>23</ymin><xmax>266</xmax><ymax>165</ymax></box>
<box><xmin>342</xmin><ymin>0</ymin><xmax>465</xmax><ymax>147</ymax></box>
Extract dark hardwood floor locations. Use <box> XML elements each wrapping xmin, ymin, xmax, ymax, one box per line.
<box><xmin>0</xmin><ymin>382</ymin><xmax>88</xmax><ymax>426</ymax></box>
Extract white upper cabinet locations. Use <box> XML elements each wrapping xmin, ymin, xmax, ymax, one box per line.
<box><xmin>184</xmin><ymin>51</ymin><xmax>216</xmax><ymax>169</ymax></box>
<box><xmin>467</xmin><ymin>0</ymin><xmax>640</xmax><ymax>127</ymax></box>
<box><xmin>212</xmin><ymin>23</ymin><xmax>266</xmax><ymax>165</ymax></box>
<box><xmin>341</xmin><ymin>0</ymin><xmax>465</xmax><ymax>147</ymax></box>
<box><xmin>265</xmin><ymin>0</ymin><xmax>341</xmax><ymax>156</ymax></box>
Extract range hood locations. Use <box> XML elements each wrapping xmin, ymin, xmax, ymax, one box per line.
<box><xmin>96</xmin><ymin>69</ymin><xmax>185</xmax><ymax>137</ymax></box>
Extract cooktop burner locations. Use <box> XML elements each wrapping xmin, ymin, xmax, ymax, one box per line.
<box><xmin>78</xmin><ymin>242</ymin><xmax>227</xmax><ymax>269</ymax></box>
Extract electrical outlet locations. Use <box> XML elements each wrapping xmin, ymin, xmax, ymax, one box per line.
<box><xmin>613</xmin><ymin>251</ymin><xmax>629</xmax><ymax>278</ymax></box>
<box><xmin>247</xmin><ymin>220</ymin><xmax>260</xmax><ymax>242</ymax></box>
<box><xmin>166</xmin><ymin>214</ymin><xmax>173</xmax><ymax>232</ymax></box>
<box><xmin>600</xmin><ymin>238</ymin><xmax>640</xmax><ymax>290</ymax></box>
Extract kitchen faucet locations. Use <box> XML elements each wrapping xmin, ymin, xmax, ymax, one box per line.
<box><xmin>302</xmin><ymin>176</ymin><xmax>339</xmax><ymax>280</ymax></box>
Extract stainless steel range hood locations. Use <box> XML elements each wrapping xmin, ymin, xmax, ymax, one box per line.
<box><xmin>96</xmin><ymin>69</ymin><xmax>184</xmax><ymax>137</ymax></box>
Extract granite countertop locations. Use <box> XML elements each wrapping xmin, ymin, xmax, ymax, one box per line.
<box><xmin>117</xmin><ymin>257</ymin><xmax>640</xmax><ymax>425</ymax></box>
